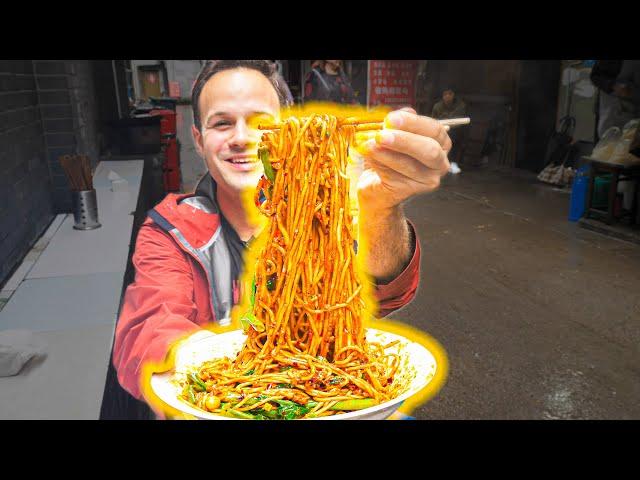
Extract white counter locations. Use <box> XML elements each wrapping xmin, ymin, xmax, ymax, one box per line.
<box><xmin>0</xmin><ymin>160</ymin><xmax>144</xmax><ymax>419</ymax></box>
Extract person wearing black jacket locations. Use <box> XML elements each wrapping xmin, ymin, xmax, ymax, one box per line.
<box><xmin>304</xmin><ymin>60</ymin><xmax>357</xmax><ymax>105</ymax></box>
<box><xmin>591</xmin><ymin>60</ymin><xmax>637</xmax><ymax>138</ymax></box>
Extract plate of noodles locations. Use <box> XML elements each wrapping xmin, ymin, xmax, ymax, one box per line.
<box><xmin>149</xmin><ymin>111</ymin><xmax>444</xmax><ymax>420</ymax></box>
<box><xmin>150</xmin><ymin>327</ymin><xmax>437</xmax><ymax>420</ymax></box>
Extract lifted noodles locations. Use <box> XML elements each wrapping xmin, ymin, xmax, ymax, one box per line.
<box><xmin>176</xmin><ymin>113</ymin><xmax>410</xmax><ymax>419</ymax></box>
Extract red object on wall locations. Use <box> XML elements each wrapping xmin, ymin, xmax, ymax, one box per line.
<box><xmin>150</xmin><ymin>109</ymin><xmax>181</xmax><ymax>192</ymax></box>
<box><xmin>163</xmin><ymin>168</ymin><xmax>181</xmax><ymax>192</ymax></box>
<box><xmin>164</xmin><ymin>138</ymin><xmax>179</xmax><ymax>169</ymax></box>
<box><xmin>368</xmin><ymin>60</ymin><xmax>418</xmax><ymax>108</ymax></box>
<box><xmin>151</xmin><ymin>109</ymin><xmax>177</xmax><ymax>141</ymax></box>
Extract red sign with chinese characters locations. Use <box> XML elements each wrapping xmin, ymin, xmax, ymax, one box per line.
<box><xmin>368</xmin><ymin>60</ymin><xmax>418</xmax><ymax>108</ymax></box>
<box><xmin>169</xmin><ymin>81</ymin><xmax>181</xmax><ymax>99</ymax></box>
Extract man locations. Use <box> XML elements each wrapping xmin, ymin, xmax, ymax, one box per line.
<box><xmin>591</xmin><ymin>60</ymin><xmax>625</xmax><ymax>138</ymax></box>
<box><xmin>113</xmin><ymin>60</ymin><xmax>451</xmax><ymax>401</ymax></box>
<box><xmin>591</xmin><ymin>60</ymin><xmax>640</xmax><ymax>138</ymax></box>
<box><xmin>304</xmin><ymin>60</ymin><xmax>357</xmax><ymax>104</ymax></box>
<box><xmin>432</xmin><ymin>86</ymin><xmax>467</xmax><ymax>174</ymax></box>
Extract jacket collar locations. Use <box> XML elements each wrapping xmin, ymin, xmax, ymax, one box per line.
<box><xmin>151</xmin><ymin>174</ymin><xmax>221</xmax><ymax>249</ymax></box>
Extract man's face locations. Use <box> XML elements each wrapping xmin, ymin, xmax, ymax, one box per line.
<box><xmin>192</xmin><ymin>68</ymin><xmax>280</xmax><ymax>197</ymax></box>
<box><xmin>442</xmin><ymin>90</ymin><xmax>454</xmax><ymax>105</ymax></box>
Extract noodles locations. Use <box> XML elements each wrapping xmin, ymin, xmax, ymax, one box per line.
<box><xmin>177</xmin><ymin>113</ymin><xmax>410</xmax><ymax>419</ymax></box>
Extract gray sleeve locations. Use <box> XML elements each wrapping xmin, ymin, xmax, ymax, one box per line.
<box><xmin>617</xmin><ymin>60</ymin><xmax>640</xmax><ymax>104</ymax></box>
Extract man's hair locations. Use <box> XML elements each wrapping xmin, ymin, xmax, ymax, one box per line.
<box><xmin>191</xmin><ymin>60</ymin><xmax>293</xmax><ymax>131</ymax></box>
<box><xmin>442</xmin><ymin>86</ymin><xmax>455</xmax><ymax>94</ymax></box>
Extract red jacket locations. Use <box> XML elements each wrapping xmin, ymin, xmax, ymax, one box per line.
<box><xmin>113</xmin><ymin>182</ymin><xmax>421</xmax><ymax>400</ymax></box>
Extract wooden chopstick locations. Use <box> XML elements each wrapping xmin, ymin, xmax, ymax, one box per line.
<box><xmin>59</xmin><ymin>154</ymin><xmax>94</xmax><ymax>191</ymax></box>
<box><xmin>258</xmin><ymin>117</ymin><xmax>471</xmax><ymax>132</ymax></box>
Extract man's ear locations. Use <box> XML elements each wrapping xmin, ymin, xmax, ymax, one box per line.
<box><xmin>192</xmin><ymin>124</ymin><xmax>204</xmax><ymax>158</ymax></box>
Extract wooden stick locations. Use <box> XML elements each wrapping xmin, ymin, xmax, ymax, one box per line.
<box><xmin>438</xmin><ymin>117</ymin><xmax>471</xmax><ymax>127</ymax></box>
<box><xmin>60</xmin><ymin>154</ymin><xmax>95</xmax><ymax>191</ymax></box>
<box><xmin>258</xmin><ymin>116</ymin><xmax>471</xmax><ymax>132</ymax></box>
<box><xmin>81</xmin><ymin>155</ymin><xmax>93</xmax><ymax>190</ymax></box>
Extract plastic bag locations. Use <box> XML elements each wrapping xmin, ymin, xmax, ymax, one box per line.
<box><xmin>610</xmin><ymin>119</ymin><xmax>640</xmax><ymax>165</ymax></box>
<box><xmin>592</xmin><ymin>120</ymin><xmax>640</xmax><ymax>165</ymax></box>
<box><xmin>592</xmin><ymin>126</ymin><xmax>621</xmax><ymax>161</ymax></box>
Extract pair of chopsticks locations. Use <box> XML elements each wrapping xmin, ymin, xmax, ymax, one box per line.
<box><xmin>258</xmin><ymin>117</ymin><xmax>471</xmax><ymax>132</ymax></box>
<box><xmin>59</xmin><ymin>154</ymin><xmax>93</xmax><ymax>191</ymax></box>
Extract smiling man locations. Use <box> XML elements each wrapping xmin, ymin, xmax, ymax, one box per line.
<box><xmin>112</xmin><ymin>60</ymin><xmax>452</xmax><ymax>401</ymax></box>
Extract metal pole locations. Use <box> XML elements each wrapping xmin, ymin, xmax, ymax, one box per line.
<box><xmin>112</xmin><ymin>60</ymin><xmax>122</xmax><ymax>119</ymax></box>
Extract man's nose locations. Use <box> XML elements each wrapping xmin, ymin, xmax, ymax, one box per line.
<box><xmin>230</xmin><ymin>119</ymin><xmax>256</xmax><ymax>149</ymax></box>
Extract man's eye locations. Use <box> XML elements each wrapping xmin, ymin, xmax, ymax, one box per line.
<box><xmin>213</xmin><ymin>120</ymin><xmax>232</xmax><ymax>128</ymax></box>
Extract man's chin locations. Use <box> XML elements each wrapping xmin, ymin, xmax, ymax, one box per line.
<box><xmin>226</xmin><ymin>173</ymin><xmax>263</xmax><ymax>193</ymax></box>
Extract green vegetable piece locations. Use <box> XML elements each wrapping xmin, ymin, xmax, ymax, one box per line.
<box><xmin>274</xmin><ymin>399</ymin><xmax>311</xmax><ymax>420</ymax></box>
<box><xmin>329</xmin><ymin>376</ymin><xmax>344</xmax><ymax>385</ymax></box>
<box><xmin>189</xmin><ymin>372</ymin><xmax>207</xmax><ymax>392</ymax></box>
<box><xmin>266</xmin><ymin>274</ymin><xmax>277</xmax><ymax>291</ymax></box>
<box><xmin>250</xmin><ymin>275</ymin><xmax>257</xmax><ymax>307</ymax></box>
<box><xmin>329</xmin><ymin>398</ymin><xmax>378</xmax><ymax>411</ymax></box>
<box><xmin>255</xmin><ymin>408</ymin><xmax>279</xmax><ymax>419</ymax></box>
<box><xmin>240</xmin><ymin>312</ymin><xmax>265</xmax><ymax>333</ymax></box>
<box><xmin>276</xmin><ymin>383</ymin><xmax>293</xmax><ymax>389</ymax></box>
<box><xmin>227</xmin><ymin>409</ymin><xmax>256</xmax><ymax>420</ymax></box>
<box><xmin>187</xmin><ymin>385</ymin><xmax>196</xmax><ymax>405</ymax></box>
<box><xmin>244</xmin><ymin>369</ymin><xmax>255</xmax><ymax>376</ymax></box>
<box><xmin>259</xmin><ymin>148</ymin><xmax>275</xmax><ymax>183</ymax></box>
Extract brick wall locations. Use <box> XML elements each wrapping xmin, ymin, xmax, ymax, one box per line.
<box><xmin>35</xmin><ymin>60</ymin><xmax>76</xmax><ymax>212</ymax></box>
<box><xmin>1</xmin><ymin>60</ymin><xmax>105</xmax><ymax>285</ymax></box>
<box><xmin>34</xmin><ymin>60</ymin><xmax>102</xmax><ymax>212</ymax></box>
<box><xmin>0</xmin><ymin>60</ymin><xmax>54</xmax><ymax>284</ymax></box>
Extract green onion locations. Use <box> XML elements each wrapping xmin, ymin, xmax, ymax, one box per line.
<box><xmin>189</xmin><ymin>372</ymin><xmax>207</xmax><ymax>392</ymax></box>
<box><xmin>227</xmin><ymin>409</ymin><xmax>256</xmax><ymax>420</ymax></box>
<box><xmin>329</xmin><ymin>398</ymin><xmax>377</xmax><ymax>411</ymax></box>
<box><xmin>250</xmin><ymin>276</ymin><xmax>256</xmax><ymax>307</ymax></box>
<box><xmin>240</xmin><ymin>312</ymin><xmax>265</xmax><ymax>333</ymax></box>
<box><xmin>259</xmin><ymin>148</ymin><xmax>275</xmax><ymax>183</ymax></box>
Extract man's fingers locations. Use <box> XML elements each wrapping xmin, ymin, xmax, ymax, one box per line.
<box><xmin>373</xmin><ymin>131</ymin><xmax>450</xmax><ymax>173</ymax></box>
<box><xmin>365</xmin><ymin>138</ymin><xmax>450</xmax><ymax>180</ymax></box>
<box><xmin>385</xmin><ymin>110</ymin><xmax>450</xmax><ymax>149</ymax></box>
<box><xmin>363</xmin><ymin>157</ymin><xmax>442</xmax><ymax>197</ymax></box>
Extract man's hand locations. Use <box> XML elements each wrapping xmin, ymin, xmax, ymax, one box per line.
<box><xmin>355</xmin><ymin>108</ymin><xmax>452</xmax><ymax>282</ymax></box>
<box><xmin>613</xmin><ymin>83</ymin><xmax>632</xmax><ymax>98</ymax></box>
<box><xmin>356</xmin><ymin>107</ymin><xmax>452</xmax><ymax>215</ymax></box>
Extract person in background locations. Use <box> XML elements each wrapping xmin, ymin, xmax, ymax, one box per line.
<box><xmin>304</xmin><ymin>60</ymin><xmax>357</xmax><ymax>105</ymax></box>
<box><xmin>615</xmin><ymin>60</ymin><xmax>640</xmax><ymax>124</ymax></box>
<box><xmin>432</xmin><ymin>86</ymin><xmax>467</xmax><ymax>174</ymax></box>
<box><xmin>590</xmin><ymin>60</ymin><xmax>640</xmax><ymax>139</ymax></box>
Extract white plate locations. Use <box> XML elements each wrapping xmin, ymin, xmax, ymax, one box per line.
<box><xmin>150</xmin><ymin>328</ymin><xmax>437</xmax><ymax>420</ymax></box>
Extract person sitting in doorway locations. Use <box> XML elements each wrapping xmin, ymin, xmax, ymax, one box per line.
<box><xmin>432</xmin><ymin>86</ymin><xmax>467</xmax><ymax>174</ymax></box>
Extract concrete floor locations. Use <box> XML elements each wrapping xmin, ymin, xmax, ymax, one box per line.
<box><xmin>390</xmin><ymin>165</ymin><xmax>640</xmax><ymax>419</ymax></box>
